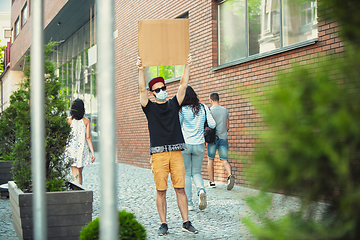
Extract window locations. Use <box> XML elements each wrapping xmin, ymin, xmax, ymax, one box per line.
<box><xmin>145</xmin><ymin>65</ymin><xmax>185</xmax><ymax>85</ymax></box>
<box><xmin>14</xmin><ymin>17</ymin><xmax>20</xmax><ymax>37</ymax></box>
<box><xmin>4</xmin><ymin>29</ymin><xmax>11</xmax><ymax>38</ymax></box>
<box><xmin>218</xmin><ymin>0</ymin><xmax>318</xmax><ymax>65</ymax></box>
<box><xmin>21</xmin><ymin>2</ymin><xmax>28</xmax><ymax>27</ymax></box>
<box><xmin>144</xmin><ymin>12</ymin><xmax>189</xmax><ymax>86</ymax></box>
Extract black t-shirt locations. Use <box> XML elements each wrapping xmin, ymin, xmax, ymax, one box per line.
<box><xmin>142</xmin><ymin>96</ymin><xmax>186</xmax><ymax>154</ymax></box>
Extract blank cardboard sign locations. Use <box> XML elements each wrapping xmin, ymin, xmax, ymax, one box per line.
<box><xmin>138</xmin><ymin>19</ymin><xmax>190</xmax><ymax>67</ymax></box>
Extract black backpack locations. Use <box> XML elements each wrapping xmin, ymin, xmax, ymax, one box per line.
<box><xmin>203</xmin><ymin>105</ymin><xmax>216</xmax><ymax>143</ymax></box>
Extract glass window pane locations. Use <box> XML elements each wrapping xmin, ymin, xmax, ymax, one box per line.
<box><xmin>72</xmin><ymin>34</ymin><xmax>78</xmax><ymax>58</ymax></box>
<box><xmin>61</xmin><ymin>43</ymin><xmax>68</xmax><ymax>64</ymax></box>
<box><xmin>158</xmin><ymin>66</ymin><xmax>174</xmax><ymax>80</ymax></box>
<box><xmin>282</xmin><ymin>0</ymin><xmax>318</xmax><ymax>47</ymax></box>
<box><xmin>258</xmin><ymin>0</ymin><xmax>281</xmax><ymax>53</ymax></box>
<box><xmin>84</xmin><ymin>49</ymin><xmax>89</xmax><ymax>67</ymax></box>
<box><xmin>15</xmin><ymin>18</ymin><xmax>20</xmax><ymax>37</ymax></box>
<box><xmin>248</xmin><ymin>0</ymin><xmax>262</xmax><ymax>56</ymax></box>
<box><xmin>91</xmin><ymin>69</ymin><xmax>97</xmax><ymax>97</ymax></box>
<box><xmin>67</xmin><ymin>37</ymin><xmax>73</xmax><ymax>63</ymax></box>
<box><xmin>78</xmin><ymin>27</ymin><xmax>84</xmax><ymax>54</ymax></box>
<box><xmin>21</xmin><ymin>2</ymin><xmax>28</xmax><ymax>26</ymax></box>
<box><xmin>67</xmin><ymin>61</ymin><xmax>73</xmax><ymax>84</ymax></box>
<box><xmin>218</xmin><ymin>0</ymin><xmax>246</xmax><ymax>65</ymax></box>
<box><xmin>58</xmin><ymin>45</ymin><xmax>63</xmax><ymax>66</ymax></box>
<box><xmin>84</xmin><ymin>22</ymin><xmax>90</xmax><ymax>50</ymax></box>
<box><xmin>175</xmin><ymin>65</ymin><xmax>184</xmax><ymax>78</ymax></box>
<box><xmin>144</xmin><ymin>66</ymin><xmax>158</xmax><ymax>86</ymax></box>
<box><xmin>60</xmin><ymin>65</ymin><xmax>66</xmax><ymax>87</ymax></box>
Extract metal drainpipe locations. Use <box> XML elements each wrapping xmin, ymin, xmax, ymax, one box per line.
<box><xmin>96</xmin><ymin>0</ymin><xmax>119</xmax><ymax>239</ymax></box>
<box><xmin>31</xmin><ymin>0</ymin><xmax>47</xmax><ymax>239</ymax></box>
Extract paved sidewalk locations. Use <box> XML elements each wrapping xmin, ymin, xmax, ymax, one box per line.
<box><xmin>0</xmin><ymin>161</ymin><xmax>309</xmax><ymax>240</ymax></box>
<box><xmin>83</xmin><ymin>162</ymin><xmax>256</xmax><ymax>240</ymax></box>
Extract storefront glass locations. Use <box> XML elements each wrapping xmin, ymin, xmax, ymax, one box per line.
<box><xmin>50</xmin><ymin>20</ymin><xmax>99</xmax><ymax>151</ymax></box>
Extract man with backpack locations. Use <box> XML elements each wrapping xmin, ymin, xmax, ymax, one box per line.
<box><xmin>207</xmin><ymin>92</ymin><xmax>235</xmax><ymax>190</ymax></box>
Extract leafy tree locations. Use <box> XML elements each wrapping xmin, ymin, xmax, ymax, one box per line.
<box><xmin>242</xmin><ymin>0</ymin><xmax>360</xmax><ymax>239</ymax></box>
<box><xmin>0</xmin><ymin>41</ymin><xmax>72</xmax><ymax>192</ymax></box>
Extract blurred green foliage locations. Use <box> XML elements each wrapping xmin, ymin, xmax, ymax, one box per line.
<box><xmin>0</xmin><ymin>41</ymin><xmax>71</xmax><ymax>192</ymax></box>
<box><xmin>243</xmin><ymin>0</ymin><xmax>360</xmax><ymax>239</ymax></box>
<box><xmin>79</xmin><ymin>210</ymin><xmax>146</xmax><ymax>240</ymax></box>
<box><xmin>0</xmin><ymin>40</ymin><xmax>6</xmax><ymax>75</ymax></box>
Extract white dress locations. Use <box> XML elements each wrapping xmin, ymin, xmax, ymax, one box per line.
<box><xmin>64</xmin><ymin>119</ymin><xmax>91</xmax><ymax>168</ymax></box>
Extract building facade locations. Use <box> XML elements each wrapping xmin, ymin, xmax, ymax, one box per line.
<box><xmin>2</xmin><ymin>0</ymin><xmax>341</xmax><ymax>187</ymax></box>
<box><xmin>113</xmin><ymin>0</ymin><xmax>339</xmax><ymax>186</ymax></box>
<box><xmin>2</xmin><ymin>0</ymin><xmax>99</xmax><ymax>147</ymax></box>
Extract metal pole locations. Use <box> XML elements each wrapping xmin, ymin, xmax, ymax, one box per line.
<box><xmin>96</xmin><ymin>0</ymin><xmax>119</xmax><ymax>239</ymax></box>
<box><xmin>31</xmin><ymin>0</ymin><xmax>47</xmax><ymax>239</ymax></box>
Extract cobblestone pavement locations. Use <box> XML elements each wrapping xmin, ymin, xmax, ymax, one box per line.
<box><xmin>0</xmin><ymin>159</ymin><xmax>314</xmax><ymax>240</ymax></box>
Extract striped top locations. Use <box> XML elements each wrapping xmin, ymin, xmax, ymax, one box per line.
<box><xmin>179</xmin><ymin>104</ymin><xmax>216</xmax><ymax>145</ymax></box>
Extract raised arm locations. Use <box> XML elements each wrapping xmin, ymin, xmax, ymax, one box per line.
<box><xmin>136</xmin><ymin>56</ymin><xmax>149</xmax><ymax>107</ymax></box>
<box><xmin>176</xmin><ymin>54</ymin><xmax>192</xmax><ymax>105</ymax></box>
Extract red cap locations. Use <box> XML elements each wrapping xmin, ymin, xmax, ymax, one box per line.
<box><xmin>148</xmin><ymin>77</ymin><xmax>165</xmax><ymax>91</ymax></box>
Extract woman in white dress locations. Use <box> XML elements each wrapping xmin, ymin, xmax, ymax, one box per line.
<box><xmin>64</xmin><ymin>99</ymin><xmax>95</xmax><ymax>185</ymax></box>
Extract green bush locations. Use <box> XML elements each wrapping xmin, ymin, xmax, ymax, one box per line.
<box><xmin>79</xmin><ymin>210</ymin><xmax>146</xmax><ymax>240</ymax></box>
<box><xmin>0</xmin><ymin>104</ymin><xmax>16</xmax><ymax>160</ymax></box>
<box><xmin>241</xmin><ymin>1</ymin><xmax>360</xmax><ymax>239</ymax></box>
<box><xmin>243</xmin><ymin>32</ymin><xmax>360</xmax><ymax>240</ymax></box>
<box><xmin>0</xmin><ymin>41</ymin><xmax>72</xmax><ymax>192</ymax></box>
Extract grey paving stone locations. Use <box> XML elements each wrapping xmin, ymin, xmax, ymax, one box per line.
<box><xmin>1</xmin><ymin>156</ymin><xmax>319</xmax><ymax>239</ymax></box>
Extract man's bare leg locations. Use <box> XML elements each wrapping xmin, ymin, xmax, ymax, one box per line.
<box><xmin>174</xmin><ymin>188</ymin><xmax>189</xmax><ymax>223</ymax></box>
<box><xmin>221</xmin><ymin>160</ymin><xmax>232</xmax><ymax>176</ymax></box>
<box><xmin>156</xmin><ymin>190</ymin><xmax>167</xmax><ymax>223</ymax></box>
<box><xmin>207</xmin><ymin>158</ymin><xmax>215</xmax><ymax>182</ymax></box>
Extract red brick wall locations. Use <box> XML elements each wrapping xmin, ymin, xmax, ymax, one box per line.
<box><xmin>114</xmin><ymin>0</ymin><xmax>342</xmax><ymax>187</ymax></box>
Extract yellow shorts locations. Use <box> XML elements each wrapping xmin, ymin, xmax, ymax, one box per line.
<box><xmin>150</xmin><ymin>150</ymin><xmax>185</xmax><ymax>191</ymax></box>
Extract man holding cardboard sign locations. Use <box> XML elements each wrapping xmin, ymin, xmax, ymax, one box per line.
<box><xmin>136</xmin><ymin>19</ymin><xmax>197</xmax><ymax>236</ymax></box>
<box><xmin>137</xmin><ymin>54</ymin><xmax>197</xmax><ymax>236</ymax></box>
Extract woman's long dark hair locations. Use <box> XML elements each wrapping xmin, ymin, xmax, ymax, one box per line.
<box><xmin>180</xmin><ymin>86</ymin><xmax>201</xmax><ymax>116</ymax></box>
<box><xmin>70</xmin><ymin>99</ymin><xmax>85</xmax><ymax>120</ymax></box>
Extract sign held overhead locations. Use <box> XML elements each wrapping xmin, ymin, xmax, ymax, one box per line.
<box><xmin>138</xmin><ymin>19</ymin><xmax>190</xmax><ymax>67</ymax></box>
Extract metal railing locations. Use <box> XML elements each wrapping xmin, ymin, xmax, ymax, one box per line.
<box><xmin>30</xmin><ymin>0</ymin><xmax>118</xmax><ymax>238</ymax></box>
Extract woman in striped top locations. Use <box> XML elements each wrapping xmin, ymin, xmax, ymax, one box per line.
<box><xmin>179</xmin><ymin>86</ymin><xmax>216</xmax><ymax>211</ymax></box>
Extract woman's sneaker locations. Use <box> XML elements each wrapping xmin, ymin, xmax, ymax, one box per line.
<box><xmin>157</xmin><ymin>223</ymin><xmax>169</xmax><ymax>236</ymax></box>
<box><xmin>227</xmin><ymin>175</ymin><xmax>235</xmax><ymax>190</ymax></box>
<box><xmin>182</xmin><ymin>221</ymin><xmax>198</xmax><ymax>234</ymax></box>
<box><xmin>198</xmin><ymin>190</ymin><xmax>207</xmax><ymax>210</ymax></box>
<box><xmin>209</xmin><ymin>182</ymin><xmax>216</xmax><ymax>188</ymax></box>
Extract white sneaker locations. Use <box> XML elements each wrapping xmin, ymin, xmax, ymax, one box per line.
<box><xmin>198</xmin><ymin>190</ymin><xmax>207</xmax><ymax>210</ymax></box>
<box><xmin>188</xmin><ymin>205</ymin><xmax>194</xmax><ymax>211</ymax></box>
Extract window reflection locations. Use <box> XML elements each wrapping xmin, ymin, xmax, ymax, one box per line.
<box><xmin>282</xmin><ymin>0</ymin><xmax>318</xmax><ymax>47</ymax></box>
<box><xmin>218</xmin><ymin>0</ymin><xmax>318</xmax><ymax>65</ymax></box>
<box><xmin>144</xmin><ymin>65</ymin><xmax>185</xmax><ymax>87</ymax></box>
<box><xmin>53</xmin><ymin>21</ymin><xmax>99</xmax><ymax>151</ymax></box>
<box><xmin>218</xmin><ymin>0</ymin><xmax>246</xmax><ymax>65</ymax></box>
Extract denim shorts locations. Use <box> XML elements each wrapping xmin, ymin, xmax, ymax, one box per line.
<box><xmin>207</xmin><ymin>138</ymin><xmax>229</xmax><ymax>161</ymax></box>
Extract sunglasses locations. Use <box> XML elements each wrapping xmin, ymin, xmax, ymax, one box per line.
<box><xmin>151</xmin><ymin>86</ymin><xmax>166</xmax><ymax>93</ymax></box>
